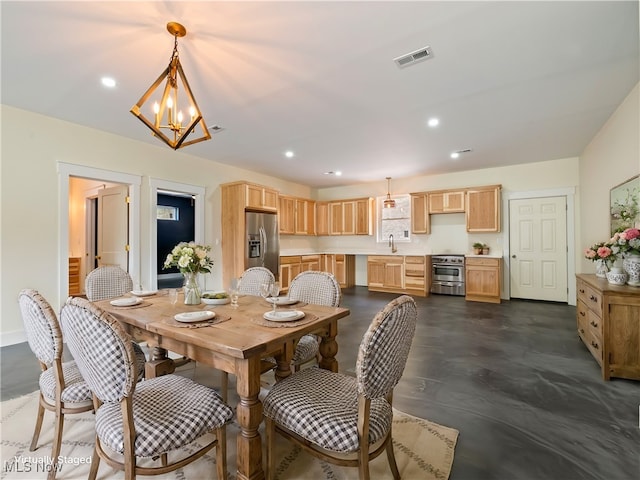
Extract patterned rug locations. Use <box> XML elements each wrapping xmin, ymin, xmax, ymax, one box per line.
<box><xmin>1</xmin><ymin>391</ymin><xmax>458</xmax><ymax>479</ymax></box>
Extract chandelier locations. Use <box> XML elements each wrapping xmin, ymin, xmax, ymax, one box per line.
<box><xmin>384</xmin><ymin>177</ymin><xmax>396</xmax><ymax>208</ymax></box>
<box><xmin>130</xmin><ymin>22</ymin><xmax>211</xmax><ymax>150</ymax></box>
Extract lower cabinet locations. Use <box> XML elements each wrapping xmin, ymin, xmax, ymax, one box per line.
<box><xmin>280</xmin><ymin>254</ymin><xmax>354</xmax><ymax>292</ymax></box>
<box><xmin>69</xmin><ymin>257</ymin><xmax>82</xmax><ymax>296</ymax></box>
<box><xmin>576</xmin><ymin>274</ymin><xmax>640</xmax><ymax>381</ymax></box>
<box><xmin>465</xmin><ymin>257</ymin><xmax>501</xmax><ymax>303</ymax></box>
<box><xmin>367</xmin><ymin>255</ymin><xmax>428</xmax><ymax>297</ymax></box>
<box><xmin>280</xmin><ymin>256</ymin><xmax>302</xmax><ymax>293</ymax></box>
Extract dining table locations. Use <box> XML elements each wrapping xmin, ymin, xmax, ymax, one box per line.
<box><xmin>95</xmin><ymin>291</ymin><xmax>351</xmax><ymax>480</ymax></box>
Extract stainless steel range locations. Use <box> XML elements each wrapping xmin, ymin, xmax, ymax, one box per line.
<box><xmin>431</xmin><ymin>254</ymin><xmax>465</xmax><ymax>296</ymax></box>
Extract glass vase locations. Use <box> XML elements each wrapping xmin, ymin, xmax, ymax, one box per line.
<box><xmin>183</xmin><ymin>272</ymin><xmax>202</xmax><ymax>305</ymax></box>
<box><xmin>595</xmin><ymin>259</ymin><xmax>608</xmax><ymax>278</ymax></box>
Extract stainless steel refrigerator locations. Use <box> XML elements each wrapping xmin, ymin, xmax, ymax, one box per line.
<box><xmin>245</xmin><ymin>211</ymin><xmax>280</xmax><ymax>280</ymax></box>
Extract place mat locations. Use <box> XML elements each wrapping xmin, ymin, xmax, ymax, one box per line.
<box><xmin>164</xmin><ymin>313</ymin><xmax>232</xmax><ymax>329</ymax></box>
<box><xmin>251</xmin><ymin>312</ymin><xmax>318</xmax><ymax>328</ymax></box>
<box><xmin>111</xmin><ymin>302</ymin><xmax>152</xmax><ymax>310</ymax></box>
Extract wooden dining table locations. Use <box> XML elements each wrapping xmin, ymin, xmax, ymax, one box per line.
<box><xmin>95</xmin><ymin>292</ymin><xmax>350</xmax><ymax>480</ymax></box>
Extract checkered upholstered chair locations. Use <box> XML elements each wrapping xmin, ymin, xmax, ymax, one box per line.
<box><xmin>287</xmin><ymin>270</ymin><xmax>342</xmax><ymax>371</ymax></box>
<box><xmin>60</xmin><ymin>297</ymin><xmax>233</xmax><ymax>480</ymax></box>
<box><xmin>84</xmin><ymin>265</ymin><xmax>147</xmax><ymax>376</ymax></box>
<box><xmin>263</xmin><ymin>295</ymin><xmax>417</xmax><ymax>480</ymax></box>
<box><xmin>84</xmin><ymin>265</ymin><xmax>134</xmax><ymax>301</ymax></box>
<box><xmin>238</xmin><ymin>267</ymin><xmax>275</xmax><ymax>296</ymax></box>
<box><xmin>18</xmin><ymin>289</ymin><xmax>94</xmax><ymax>480</ymax></box>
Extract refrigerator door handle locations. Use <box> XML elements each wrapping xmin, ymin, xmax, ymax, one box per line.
<box><xmin>260</xmin><ymin>226</ymin><xmax>267</xmax><ymax>266</ymax></box>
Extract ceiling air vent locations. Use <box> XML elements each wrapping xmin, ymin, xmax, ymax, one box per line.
<box><xmin>394</xmin><ymin>46</ymin><xmax>433</xmax><ymax>69</ymax></box>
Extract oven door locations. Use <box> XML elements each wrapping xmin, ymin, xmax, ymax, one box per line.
<box><xmin>432</xmin><ymin>264</ymin><xmax>464</xmax><ymax>283</ymax></box>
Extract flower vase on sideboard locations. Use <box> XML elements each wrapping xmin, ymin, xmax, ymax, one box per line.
<box><xmin>183</xmin><ymin>272</ymin><xmax>202</xmax><ymax>304</ymax></box>
<box><xmin>622</xmin><ymin>254</ymin><xmax>640</xmax><ymax>286</ymax></box>
<box><xmin>595</xmin><ymin>259</ymin><xmax>608</xmax><ymax>278</ymax></box>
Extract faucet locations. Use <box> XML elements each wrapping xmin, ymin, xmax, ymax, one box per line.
<box><xmin>388</xmin><ymin>234</ymin><xmax>397</xmax><ymax>253</ymax></box>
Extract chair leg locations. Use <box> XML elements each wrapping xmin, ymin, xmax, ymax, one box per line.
<box><xmin>265</xmin><ymin>417</ymin><xmax>275</xmax><ymax>480</ymax></box>
<box><xmin>29</xmin><ymin>395</ymin><xmax>46</xmax><ymax>451</ymax></box>
<box><xmin>215</xmin><ymin>426</ymin><xmax>227</xmax><ymax>480</ymax></box>
<box><xmin>385</xmin><ymin>436</ymin><xmax>400</xmax><ymax>480</ymax></box>
<box><xmin>88</xmin><ymin>441</ymin><xmax>100</xmax><ymax>480</ymax></box>
<box><xmin>358</xmin><ymin>447</ymin><xmax>370</xmax><ymax>480</ymax></box>
<box><xmin>47</xmin><ymin>407</ymin><xmax>65</xmax><ymax>480</ymax></box>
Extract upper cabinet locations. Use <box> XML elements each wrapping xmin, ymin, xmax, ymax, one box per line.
<box><xmin>466</xmin><ymin>185</ymin><xmax>501</xmax><ymax>232</ymax></box>
<box><xmin>316</xmin><ymin>202</ymin><xmax>329</xmax><ymax>235</ymax></box>
<box><xmin>411</xmin><ymin>193</ymin><xmax>430</xmax><ymax>234</ymax></box>
<box><xmin>244</xmin><ymin>182</ymin><xmax>278</xmax><ymax>211</ymax></box>
<box><xmin>325</xmin><ymin>198</ymin><xmax>373</xmax><ymax>236</ymax></box>
<box><xmin>412</xmin><ymin>184</ymin><xmax>501</xmax><ymax>233</ymax></box>
<box><xmin>428</xmin><ymin>189</ymin><xmax>465</xmax><ymax>213</ymax></box>
<box><xmin>279</xmin><ymin>195</ymin><xmax>316</xmax><ymax>235</ymax></box>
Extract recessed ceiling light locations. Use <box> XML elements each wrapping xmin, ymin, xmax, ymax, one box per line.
<box><xmin>285</xmin><ymin>151</ymin><xmax>294</xmax><ymax>158</ymax></box>
<box><xmin>451</xmin><ymin>148</ymin><xmax>472</xmax><ymax>159</ymax></box>
<box><xmin>101</xmin><ymin>77</ymin><xmax>116</xmax><ymax>88</ymax></box>
<box><xmin>450</xmin><ymin>152</ymin><xmax>460</xmax><ymax>159</ymax></box>
<box><xmin>334</xmin><ymin>171</ymin><xmax>342</xmax><ymax>176</ymax></box>
<box><xmin>427</xmin><ymin>118</ymin><xmax>439</xmax><ymax>127</ymax></box>
<box><xmin>323</xmin><ymin>171</ymin><xmax>342</xmax><ymax>176</ymax></box>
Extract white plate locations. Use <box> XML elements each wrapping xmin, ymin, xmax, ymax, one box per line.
<box><xmin>110</xmin><ymin>297</ymin><xmax>143</xmax><ymax>307</ymax></box>
<box><xmin>130</xmin><ymin>290</ymin><xmax>157</xmax><ymax>297</ymax></box>
<box><xmin>174</xmin><ymin>311</ymin><xmax>216</xmax><ymax>323</ymax></box>
<box><xmin>263</xmin><ymin>310</ymin><xmax>305</xmax><ymax>322</ymax></box>
<box><xmin>201</xmin><ymin>291</ymin><xmax>230</xmax><ymax>305</ymax></box>
<box><xmin>267</xmin><ymin>296</ymin><xmax>298</xmax><ymax>306</ymax></box>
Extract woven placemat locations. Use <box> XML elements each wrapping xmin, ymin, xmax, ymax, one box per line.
<box><xmin>251</xmin><ymin>312</ymin><xmax>318</xmax><ymax>328</ymax></box>
<box><xmin>164</xmin><ymin>313</ymin><xmax>232</xmax><ymax>328</ymax></box>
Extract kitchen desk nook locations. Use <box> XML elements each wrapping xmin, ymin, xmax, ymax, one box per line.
<box><xmin>96</xmin><ymin>292</ymin><xmax>350</xmax><ymax>480</ymax></box>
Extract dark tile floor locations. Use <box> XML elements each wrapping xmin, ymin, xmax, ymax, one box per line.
<box><xmin>3</xmin><ymin>287</ymin><xmax>639</xmax><ymax>479</ymax></box>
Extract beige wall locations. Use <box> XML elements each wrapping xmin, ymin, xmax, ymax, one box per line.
<box><xmin>1</xmin><ymin>82</ymin><xmax>638</xmax><ymax>344</ymax></box>
<box><xmin>579</xmin><ymin>83</ymin><xmax>640</xmax><ymax>272</ymax></box>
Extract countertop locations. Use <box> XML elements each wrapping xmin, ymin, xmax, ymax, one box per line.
<box><xmin>279</xmin><ymin>249</ymin><xmax>503</xmax><ymax>258</ymax></box>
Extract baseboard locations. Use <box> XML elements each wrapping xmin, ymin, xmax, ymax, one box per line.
<box><xmin>0</xmin><ymin>330</ymin><xmax>27</xmax><ymax>347</ymax></box>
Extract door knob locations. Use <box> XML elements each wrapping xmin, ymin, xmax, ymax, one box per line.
<box><xmin>512</xmin><ymin>254</ymin><xmax>516</xmax><ymax>258</ymax></box>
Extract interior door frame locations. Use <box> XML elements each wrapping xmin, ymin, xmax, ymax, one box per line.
<box><xmin>148</xmin><ymin>178</ymin><xmax>206</xmax><ymax>290</ymax></box>
<box><xmin>58</xmin><ymin>162</ymin><xmax>141</xmax><ymax>305</ymax></box>
<box><xmin>502</xmin><ymin>187</ymin><xmax>576</xmax><ymax>306</ymax></box>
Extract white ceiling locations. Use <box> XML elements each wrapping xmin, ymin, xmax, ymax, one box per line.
<box><xmin>2</xmin><ymin>1</ymin><xmax>638</xmax><ymax>188</ymax></box>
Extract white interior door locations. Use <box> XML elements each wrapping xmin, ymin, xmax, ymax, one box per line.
<box><xmin>98</xmin><ymin>185</ymin><xmax>129</xmax><ymax>269</ymax></box>
<box><xmin>509</xmin><ymin>196</ymin><xmax>567</xmax><ymax>302</ymax></box>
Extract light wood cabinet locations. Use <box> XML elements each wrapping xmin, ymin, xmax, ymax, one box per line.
<box><xmin>411</xmin><ymin>193</ymin><xmax>430</xmax><ymax>234</ymax></box>
<box><xmin>429</xmin><ymin>190</ymin><xmax>465</xmax><ymax>213</ymax></box>
<box><xmin>325</xmin><ymin>198</ymin><xmax>373</xmax><ymax>235</ymax></box>
<box><xmin>322</xmin><ymin>254</ymin><xmax>355</xmax><ymax>288</ymax></box>
<box><xmin>300</xmin><ymin>254</ymin><xmax>320</xmax><ymax>272</ymax></box>
<box><xmin>576</xmin><ymin>275</ymin><xmax>640</xmax><ymax>381</ymax></box>
<box><xmin>279</xmin><ymin>195</ymin><xmax>316</xmax><ymax>235</ymax></box>
<box><xmin>316</xmin><ymin>202</ymin><xmax>329</xmax><ymax>235</ymax></box>
<box><xmin>404</xmin><ymin>256</ymin><xmax>428</xmax><ymax>296</ymax></box>
<box><xmin>69</xmin><ymin>257</ymin><xmax>82</xmax><ymax>296</ymax></box>
<box><xmin>246</xmin><ymin>183</ymin><xmax>278</xmax><ymax>211</ymax></box>
<box><xmin>280</xmin><ymin>256</ymin><xmax>302</xmax><ymax>293</ymax></box>
<box><xmin>367</xmin><ymin>256</ymin><xmax>405</xmax><ymax>293</ymax></box>
<box><xmin>281</xmin><ymin>254</ymin><xmax>354</xmax><ymax>291</ymax></box>
<box><xmin>221</xmin><ymin>181</ymin><xmax>280</xmax><ymax>286</ymax></box>
<box><xmin>466</xmin><ymin>185</ymin><xmax>501</xmax><ymax>232</ymax></box>
<box><xmin>465</xmin><ymin>257</ymin><xmax>501</xmax><ymax>303</ymax></box>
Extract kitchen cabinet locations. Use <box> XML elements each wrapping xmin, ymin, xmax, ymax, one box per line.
<box><xmin>246</xmin><ymin>183</ymin><xmax>278</xmax><ymax>211</ymax></box>
<box><xmin>576</xmin><ymin>275</ymin><xmax>640</xmax><ymax>381</ymax></box>
<box><xmin>316</xmin><ymin>202</ymin><xmax>329</xmax><ymax>235</ymax></box>
<box><xmin>280</xmin><ymin>256</ymin><xmax>302</xmax><ymax>293</ymax></box>
<box><xmin>279</xmin><ymin>195</ymin><xmax>316</xmax><ymax>235</ymax></box>
<box><xmin>466</xmin><ymin>185</ymin><xmax>501</xmax><ymax>232</ymax></box>
<box><xmin>221</xmin><ymin>181</ymin><xmax>280</xmax><ymax>286</ymax></box>
<box><xmin>465</xmin><ymin>257</ymin><xmax>501</xmax><ymax>303</ymax></box>
<box><xmin>300</xmin><ymin>254</ymin><xmax>320</xmax><ymax>272</ymax></box>
<box><xmin>411</xmin><ymin>193</ymin><xmax>430</xmax><ymax>234</ymax></box>
<box><xmin>367</xmin><ymin>256</ymin><xmax>405</xmax><ymax>294</ymax></box>
<box><xmin>327</xmin><ymin>198</ymin><xmax>373</xmax><ymax>235</ymax></box>
<box><xmin>69</xmin><ymin>257</ymin><xmax>82</xmax><ymax>296</ymax></box>
<box><xmin>404</xmin><ymin>256</ymin><xmax>428</xmax><ymax>296</ymax></box>
<box><xmin>429</xmin><ymin>190</ymin><xmax>465</xmax><ymax>213</ymax></box>
<box><xmin>322</xmin><ymin>254</ymin><xmax>355</xmax><ymax>288</ymax></box>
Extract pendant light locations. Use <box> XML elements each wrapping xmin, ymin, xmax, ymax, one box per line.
<box><xmin>384</xmin><ymin>177</ymin><xmax>396</xmax><ymax>208</ymax></box>
<box><xmin>130</xmin><ymin>22</ymin><xmax>211</xmax><ymax>150</ymax></box>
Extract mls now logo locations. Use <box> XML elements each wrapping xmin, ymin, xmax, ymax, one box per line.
<box><xmin>3</xmin><ymin>456</ymin><xmax>61</xmax><ymax>474</ymax></box>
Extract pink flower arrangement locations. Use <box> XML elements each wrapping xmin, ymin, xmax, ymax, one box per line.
<box><xmin>584</xmin><ymin>227</ymin><xmax>640</xmax><ymax>266</ymax></box>
<box><xmin>584</xmin><ymin>242</ymin><xmax>616</xmax><ymax>265</ymax></box>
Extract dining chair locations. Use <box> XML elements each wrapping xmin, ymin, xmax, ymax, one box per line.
<box><xmin>287</xmin><ymin>270</ymin><xmax>342</xmax><ymax>371</ymax></box>
<box><xmin>84</xmin><ymin>265</ymin><xmax>134</xmax><ymax>301</ymax></box>
<box><xmin>59</xmin><ymin>297</ymin><xmax>234</xmax><ymax>480</ymax></box>
<box><xmin>263</xmin><ymin>295</ymin><xmax>417</xmax><ymax>480</ymax></box>
<box><xmin>18</xmin><ymin>289</ymin><xmax>94</xmax><ymax>480</ymax></box>
<box><xmin>238</xmin><ymin>266</ymin><xmax>275</xmax><ymax>296</ymax></box>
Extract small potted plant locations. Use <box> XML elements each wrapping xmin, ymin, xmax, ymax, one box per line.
<box><xmin>482</xmin><ymin>243</ymin><xmax>490</xmax><ymax>255</ymax></box>
<box><xmin>473</xmin><ymin>242</ymin><xmax>484</xmax><ymax>255</ymax></box>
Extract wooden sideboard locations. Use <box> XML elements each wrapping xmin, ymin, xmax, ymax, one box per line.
<box><xmin>576</xmin><ymin>274</ymin><xmax>640</xmax><ymax>381</ymax></box>
<box><xmin>69</xmin><ymin>257</ymin><xmax>82</xmax><ymax>296</ymax></box>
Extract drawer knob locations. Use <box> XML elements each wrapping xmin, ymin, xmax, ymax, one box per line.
<box><xmin>590</xmin><ymin>321</ymin><xmax>598</xmax><ymax>328</ymax></box>
<box><xmin>579</xmin><ymin>288</ymin><xmax>585</xmax><ymax>293</ymax></box>
<box><xmin>591</xmin><ymin>341</ymin><xmax>599</xmax><ymax>349</ymax></box>
<box><xmin>590</xmin><ymin>295</ymin><xmax>597</xmax><ymax>302</ymax></box>
<box><xmin>579</xmin><ymin>328</ymin><xmax>585</xmax><ymax>334</ymax></box>
<box><xmin>580</xmin><ymin>311</ymin><xmax>586</xmax><ymax>317</ymax></box>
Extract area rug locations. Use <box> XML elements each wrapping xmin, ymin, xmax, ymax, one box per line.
<box><xmin>1</xmin><ymin>391</ymin><xmax>458</xmax><ymax>479</ymax></box>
